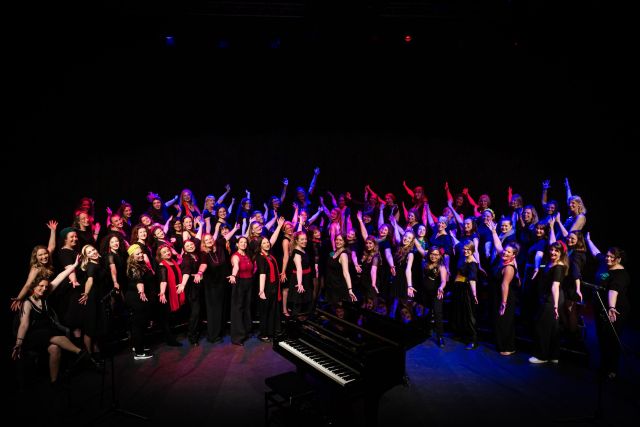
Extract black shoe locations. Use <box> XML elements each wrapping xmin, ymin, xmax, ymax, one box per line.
<box><xmin>207</xmin><ymin>337</ymin><xmax>223</xmax><ymax>344</ymax></box>
<box><xmin>71</xmin><ymin>350</ymin><xmax>88</xmax><ymax>369</ymax></box>
<box><xmin>438</xmin><ymin>337</ymin><xmax>445</xmax><ymax>348</ymax></box>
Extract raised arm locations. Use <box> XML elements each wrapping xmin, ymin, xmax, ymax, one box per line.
<box><xmin>218</xmin><ymin>185</ymin><xmax>231</xmax><ymax>205</ymax></box>
<box><xmin>585</xmin><ymin>232</ymin><xmax>601</xmax><ymax>257</ymax></box>
<box><xmin>308</xmin><ymin>167</ymin><xmax>320</xmax><ymax>195</ymax></box>
<box><xmin>389</xmin><ymin>215</ymin><xmax>403</xmax><ymax>243</ymax></box>
<box><xmin>327</xmin><ymin>191</ymin><xmax>338</xmax><ymax>209</ymax></box>
<box><xmin>366</xmin><ymin>184</ymin><xmax>385</xmax><ymax>205</ymax></box>
<box><xmin>488</xmin><ymin>221</ymin><xmax>504</xmax><ymax>256</ymax></box>
<box><xmin>564</xmin><ymin>177</ymin><xmax>573</xmax><ymax>202</ymax></box>
<box><xmin>447</xmin><ymin>200</ymin><xmax>464</xmax><ymax>225</ymax></box>
<box><xmin>425</xmin><ymin>203</ymin><xmax>436</xmax><ymax>229</ymax></box>
<box><xmin>541</xmin><ymin>179</ymin><xmax>550</xmax><ymax>206</ymax></box>
<box><xmin>378</xmin><ymin>202</ymin><xmax>385</xmax><ymax>230</ymax></box>
<box><xmin>356</xmin><ymin>211</ymin><xmax>369</xmax><ymax>240</ymax></box>
<box><xmin>165</xmin><ymin>194</ymin><xmax>179</xmax><ymax>208</ymax></box>
<box><xmin>463</xmin><ymin>188</ymin><xmax>479</xmax><ymax>209</ymax></box>
<box><xmin>280</xmin><ymin>178</ymin><xmax>288</xmax><ymax>203</ymax></box>
<box><xmin>402</xmin><ymin>201</ymin><xmax>409</xmax><ymax>223</ymax></box>
<box><xmin>308</xmin><ymin>206</ymin><xmax>323</xmax><ymax>225</ymax></box>
<box><xmin>269</xmin><ymin>217</ymin><xmax>285</xmax><ymax>247</ymax></box>
<box><xmin>50</xmin><ymin>257</ymin><xmax>80</xmax><ymax>291</ymax></box>
<box><xmin>555</xmin><ymin>212</ymin><xmax>569</xmax><ymax>238</ymax></box>
<box><xmin>265</xmin><ymin>212</ymin><xmax>278</xmax><ymax>231</ymax></box>
<box><xmin>402</xmin><ymin>180</ymin><xmax>415</xmax><ymax>198</ymax></box>
<box><xmin>445</xmin><ymin>182</ymin><xmax>453</xmax><ymax>204</ymax></box>
<box><xmin>228</xmin><ymin>198</ymin><xmax>236</xmax><ymax>215</ymax></box>
<box><xmin>46</xmin><ymin>220</ymin><xmax>58</xmax><ymax>253</ymax></box>
<box><xmin>164</xmin><ymin>215</ymin><xmax>173</xmax><ymax>234</ymax></box>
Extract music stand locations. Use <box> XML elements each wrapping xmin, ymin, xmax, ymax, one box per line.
<box><xmin>91</xmin><ymin>289</ymin><xmax>148</xmax><ymax>423</ymax></box>
<box><xmin>557</xmin><ymin>280</ymin><xmax>624</xmax><ymax>424</ymax></box>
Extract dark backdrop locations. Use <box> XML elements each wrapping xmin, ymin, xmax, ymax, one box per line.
<box><xmin>6</xmin><ymin>1</ymin><xmax>637</xmax><ymax>332</ymax></box>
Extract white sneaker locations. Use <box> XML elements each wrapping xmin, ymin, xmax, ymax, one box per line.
<box><xmin>133</xmin><ymin>352</ymin><xmax>154</xmax><ymax>360</ymax></box>
<box><xmin>528</xmin><ymin>356</ymin><xmax>547</xmax><ymax>364</ymax></box>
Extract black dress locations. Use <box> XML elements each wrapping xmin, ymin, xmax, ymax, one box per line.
<box><xmin>493</xmin><ymin>263</ymin><xmax>519</xmax><ymax>353</ymax></box>
<box><xmin>288</xmin><ymin>249</ymin><xmax>313</xmax><ymax>314</ymax></box>
<box><xmin>451</xmin><ymin>260</ymin><xmax>479</xmax><ymax>345</ymax></box>
<box><xmin>595</xmin><ymin>263</ymin><xmax>630</xmax><ymax>376</ymax></box>
<box><xmin>84</xmin><ymin>262</ymin><xmax>111</xmax><ymax>338</ymax></box>
<box><xmin>325</xmin><ymin>251</ymin><xmax>349</xmax><ymax>306</ymax></box>
<box><xmin>20</xmin><ymin>298</ymin><xmax>62</xmax><ymax>352</ymax></box>
<box><xmin>360</xmin><ymin>254</ymin><xmax>380</xmax><ymax>301</ymax></box>
<box><xmin>533</xmin><ymin>264</ymin><xmax>566</xmax><ymax>361</ymax></box>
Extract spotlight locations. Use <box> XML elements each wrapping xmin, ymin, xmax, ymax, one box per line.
<box><xmin>165</xmin><ymin>35</ymin><xmax>175</xmax><ymax>47</ymax></box>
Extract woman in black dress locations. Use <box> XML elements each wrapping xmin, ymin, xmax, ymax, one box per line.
<box><xmin>289</xmin><ymin>231</ymin><xmax>314</xmax><ymax>317</ymax></box>
<box><xmin>423</xmin><ymin>246</ymin><xmax>448</xmax><ymax>348</ymax></box>
<box><xmin>325</xmin><ymin>234</ymin><xmax>358</xmax><ymax>308</ymax></box>
<box><xmin>529</xmin><ymin>241</ymin><xmax>568</xmax><ymax>364</ymax></box>
<box><xmin>451</xmin><ymin>240</ymin><xmax>479</xmax><ymax>350</ymax></box>
<box><xmin>489</xmin><ymin>224</ymin><xmax>520</xmax><ymax>356</ymax></box>
<box><xmin>78</xmin><ymin>244</ymin><xmax>111</xmax><ymax>359</ymax></box>
<box><xmin>586</xmin><ymin>235</ymin><xmax>631</xmax><ymax>379</ymax></box>
<box><xmin>13</xmin><ymin>259</ymin><xmax>89</xmax><ymax>385</ymax></box>
<box><xmin>179</xmin><ymin>240</ymin><xmax>203</xmax><ymax>346</ymax></box>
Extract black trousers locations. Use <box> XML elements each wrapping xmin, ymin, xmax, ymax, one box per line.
<box><xmin>204</xmin><ymin>268</ymin><xmax>226</xmax><ymax>341</ymax></box>
<box><xmin>595</xmin><ymin>310</ymin><xmax>625</xmax><ymax>375</ymax></box>
<box><xmin>534</xmin><ymin>303</ymin><xmax>560</xmax><ymax>360</ymax></box>
<box><xmin>230</xmin><ymin>278</ymin><xmax>253</xmax><ymax>344</ymax></box>
<box><xmin>259</xmin><ymin>289</ymin><xmax>281</xmax><ymax>338</ymax></box>
<box><xmin>187</xmin><ymin>282</ymin><xmax>203</xmax><ymax>343</ymax></box>
<box><xmin>452</xmin><ymin>281</ymin><xmax>477</xmax><ymax>345</ymax></box>
<box><xmin>125</xmin><ymin>291</ymin><xmax>150</xmax><ymax>353</ymax></box>
<box><xmin>495</xmin><ymin>291</ymin><xmax>517</xmax><ymax>352</ymax></box>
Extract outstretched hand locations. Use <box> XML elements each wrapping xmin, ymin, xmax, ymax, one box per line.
<box><xmin>47</xmin><ymin>220</ymin><xmax>58</xmax><ymax>231</ymax></box>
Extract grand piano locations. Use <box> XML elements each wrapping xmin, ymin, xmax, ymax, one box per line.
<box><xmin>273</xmin><ymin>302</ymin><xmax>429</xmax><ymax>426</ymax></box>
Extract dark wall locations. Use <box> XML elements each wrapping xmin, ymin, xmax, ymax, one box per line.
<box><xmin>6</xmin><ymin>1</ymin><xmax>637</xmax><ymax>329</ymax></box>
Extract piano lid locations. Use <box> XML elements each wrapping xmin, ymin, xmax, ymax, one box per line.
<box><xmin>316</xmin><ymin>301</ymin><xmax>430</xmax><ymax>350</ymax></box>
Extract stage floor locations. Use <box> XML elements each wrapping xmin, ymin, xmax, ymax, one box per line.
<box><xmin>10</xmin><ymin>318</ymin><xmax>639</xmax><ymax>427</ymax></box>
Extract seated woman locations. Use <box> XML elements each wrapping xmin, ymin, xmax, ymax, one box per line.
<box><xmin>12</xmin><ymin>257</ymin><xmax>95</xmax><ymax>386</ymax></box>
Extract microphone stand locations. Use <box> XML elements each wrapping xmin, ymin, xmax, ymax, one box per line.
<box><xmin>557</xmin><ymin>280</ymin><xmax>623</xmax><ymax>424</ymax></box>
<box><xmin>91</xmin><ymin>289</ymin><xmax>148</xmax><ymax>423</ymax></box>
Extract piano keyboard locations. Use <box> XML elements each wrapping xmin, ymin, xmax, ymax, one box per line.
<box><xmin>278</xmin><ymin>339</ymin><xmax>359</xmax><ymax>386</ymax></box>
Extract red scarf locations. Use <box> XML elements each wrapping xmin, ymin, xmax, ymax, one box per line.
<box><xmin>263</xmin><ymin>252</ymin><xmax>282</xmax><ymax>301</ymax></box>
<box><xmin>161</xmin><ymin>260</ymin><xmax>185</xmax><ymax>312</ymax></box>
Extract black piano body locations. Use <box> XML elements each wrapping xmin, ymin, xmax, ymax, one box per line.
<box><xmin>273</xmin><ymin>302</ymin><xmax>429</xmax><ymax>426</ymax></box>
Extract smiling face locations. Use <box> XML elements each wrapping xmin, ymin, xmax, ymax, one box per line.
<box><xmin>137</xmin><ymin>227</ymin><xmax>148</xmax><ymax>241</ymax></box>
<box><xmin>237</xmin><ymin>237</ymin><xmax>248</xmax><ymax>251</ymax></box>
<box><xmin>605</xmin><ymin>252</ymin><xmax>620</xmax><ymax>268</ymax></box>
<box><xmin>109</xmin><ymin>236</ymin><xmax>120</xmax><ymax>251</ymax></box>
<box><xmin>154</xmin><ymin>228</ymin><xmax>165</xmax><ymax>240</ymax></box>
<box><xmin>36</xmin><ymin>248</ymin><xmax>49</xmax><ymax>265</ymax></box>
<box><xmin>184</xmin><ymin>240</ymin><xmax>196</xmax><ymax>253</ymax></box>
<box><xmin>335</xmin><ymin>235</ymin><xmax>345</xmax><ymax>249</ymax></box>
<box><xmin>260</xmin><ymin>237</ymin><xmax>271</xmax><ymax>253</ymax></box>
<box><xmin>159</xmin><ymin>246</ymin><xmax>172</xmax><ymax>260</ymax></box>
<box><xmin>567</xmin><ymin>233</ymin><xmax>578</xmax><ymax>247</ymax></box>
<box><xmin>153</xmin><ymin>199</ymin><xmax>162</xmax><ymax>210</ymax></box>
<box><xmin>141</xmin><ymin>215</ymin><xmax>152</xmax><ymax>226</ymax></box>
<box><xmin>32</xmin><ymin>279</ymin><xmax>49</xmax><ymax>298</ymax></box>
<box><xmin>549</xmin><ymin>247</ymin><xmax>561</xmax><ymax>263</ymax></box>
<box><xmin>65</xmin><ymin>231</ymin><xmax>78</xmax><ymax>248</ymax></box>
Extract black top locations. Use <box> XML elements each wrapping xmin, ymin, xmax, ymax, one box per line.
<box><xmin>429</xmin><ymin>233</ymin><xmax>453</xmax><ymax>256</ymax></box>
<box><xmin>597</xmin><ymin>267</ymin><xmax>631</xmax><ymax>318</ymax></box>
<box><xmin>539</xmin><ymin>264</ymin><xmax>566</xmax><ymax>306</ymax></box>
<box><xmin>454</xmin><ymin>260</ymin><xmax>478</xmax><ymax>284</ymax></box>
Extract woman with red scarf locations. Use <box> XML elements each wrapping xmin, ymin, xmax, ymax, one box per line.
<box><xmin>156</xmin><ymin>244</ymin><xmax>184</xmax><ymax>347</ymax></box>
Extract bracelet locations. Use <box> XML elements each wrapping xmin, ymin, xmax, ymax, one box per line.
<box><xmin>197</xmin><ymin>271</ymin><xmax>203</xmax><ymax>275</ymax></box>
<box><xmin>609</xmin><ymin>306</ymin><xmax>616</xmax><ymax>310</ymax></box>
<box><xmin>16</xmin><ymin>337</ymin><xmax>24</xmax><ymax>341</ymax></box>
<box><xmin>348</xmin><ymin>287</ymin><xmax>353</xmax><ymax>290</ymax></box>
